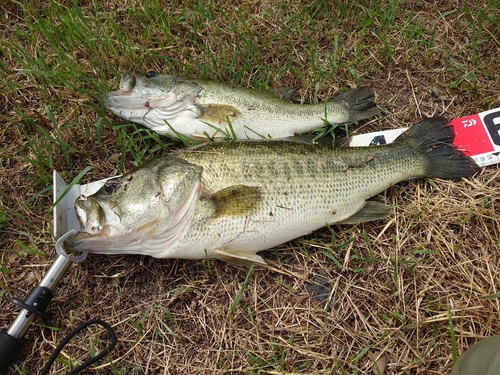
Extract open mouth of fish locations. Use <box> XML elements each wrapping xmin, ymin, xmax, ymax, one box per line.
<box><xmin>103</xmin><ymin>73</ymin><xmax>198</xmax><ymax>116</ymax></box>
<box><xmin>103</xmin><ymin>73</ymin><xmax>151</xmax><ymax>110</ymax></box>
<box><xmin>119</xmin><ymin>72</ymin><xmax>137</xmax><ymax>92</ymax></box>
<box><xmin>74</xmin><ymin>195</ymin><xmax>121</xmax><ymax>237</ymax></box>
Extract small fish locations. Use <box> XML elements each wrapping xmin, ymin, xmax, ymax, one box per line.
<box><xmin>65</xmin><ymin>117</ymin><xmax>478</xmax><ymax>264</ymax></box>
<box><xmin>103</xmin><ymin>72</ymin><xmax>380</xmax><ymax>140</ymax></box>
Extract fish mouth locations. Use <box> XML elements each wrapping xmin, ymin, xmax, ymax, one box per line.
<box><xmin>74</xmin><ymin>195</ymin><xmax>120</xmax><ymax>236</ymax></box>
<box><xmin>103</xmin><ymin>73</ymin><xmax>176</xmax><ymax>112</ymax></box>
<box><xmin>103</xmin><ymin>73</ymin><xmax>144</xmax><ymax>110</ymax></box>
<box><xmin>119</xmin><ymin>72</ymin><xmax>136</xmax><ymax>91</ymax></box>
<box><xmin>64</xmin><ymin>195</ymin><xmax>122</xmax><ymax>252</ymax></box>
<box><xmin>103</xmin><ymin>73</ymin><xmax>150</xmax><ymax>110</ymax></box>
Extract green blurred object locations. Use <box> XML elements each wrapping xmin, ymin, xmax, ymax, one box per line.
<box><xmin>452</xmin><ymin>336</ymin><xmax>500</xmax><ymax>375</ymax></box>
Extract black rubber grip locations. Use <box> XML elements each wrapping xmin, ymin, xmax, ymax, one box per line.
<box><xmin>0</xmin><ymin>330</ymin><xmax>25</xmax><ymax>375</ymax></box>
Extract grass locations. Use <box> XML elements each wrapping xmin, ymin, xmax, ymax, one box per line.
<box><xmin>1</xmin><ymin>0</ymin><xmax>500</xmax><ymax>374</ymax></box>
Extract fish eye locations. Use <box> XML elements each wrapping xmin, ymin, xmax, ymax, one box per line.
<box><xmin>103</xmin><ymin>179</ymin><xmax>122</xmax><ymax>194</ymax></box>
<box><xmin>146</xmin><ymin>71</ymin><xmax>158</xmax><ymax>78</ymax></box>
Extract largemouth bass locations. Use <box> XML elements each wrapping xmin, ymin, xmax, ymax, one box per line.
<box><xmin>103</xmin><ymin>72</ymin><xmax>380</xmax><ymax>139</ymax></box>
<box><xmin>65</xmin><ymin>118</ymin><xmax>478</xmax><ymax>264</ymax></box>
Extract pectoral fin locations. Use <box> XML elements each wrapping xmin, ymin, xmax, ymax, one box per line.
<box><xmin>206</xmin><ymin>185</ymin><xmax>264</xmax><ymax>218</ymax></box>
<box><xmin>198</xmin><ymin>104</ymin><xmax>242</xmax><ymax>123</ymax></box>
<box><xmin>337</xmin><ymin>201</ymin><xmax>392</xmax><ymax>224</ymax></box>
<box><xmin>214</xmin><ymin>248</ymin><xmax>266</xmax><ymax>265</ymax></box>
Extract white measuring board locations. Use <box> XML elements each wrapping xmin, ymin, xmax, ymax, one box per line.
<box><xmin>53</xmin><ymin>107</ymin><xmax>500</xmax><ymax>237</ymax></box>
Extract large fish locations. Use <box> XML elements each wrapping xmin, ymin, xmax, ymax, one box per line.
<box><xmin>65</xmin><ymin>118</ymin><xmax>478</xmax><ymax>264</ymax></box>
<box><xmin>103</xmin><ymin>72</ymin><xmax>380</xmax><ymax>139</ymax></box>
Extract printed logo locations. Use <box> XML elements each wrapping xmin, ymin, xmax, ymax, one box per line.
<box><xmin>461</xmin><ymin>118</ymin><xmax>476</xmax><ymax>127</ymax></box>
<box><xmin>451</xmin><ymin>114</ymin><xmax>494</xmax><ymax>156</ymax></box>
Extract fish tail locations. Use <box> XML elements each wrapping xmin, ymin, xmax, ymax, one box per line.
<box><xmin>332</xmin><ymin>87</ymin><xmax>381</xmax><ymax>122</ymax></box>
<box><xmin>398</xmin><ymin>117</ymin><xmax>479</xmax><ymax>178</ymax></box>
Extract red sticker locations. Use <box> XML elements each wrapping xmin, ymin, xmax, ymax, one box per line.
<box><xmin>451</xmin><ymin>114</ymin><xmax>494</xmax><ymax>156</ymax></box>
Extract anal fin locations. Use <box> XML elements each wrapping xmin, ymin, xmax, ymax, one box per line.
<box><xmin>214</xmin><ymin>248</ymin><xmax>266</xmax><ymax>266</ymax></box>
<box><xmin>337</xmin><ymin>201</ymin><xmax>392</xmax><ymax>224</ymax></box>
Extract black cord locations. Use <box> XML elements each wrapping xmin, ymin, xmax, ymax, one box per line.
<box><xmin>40</xmin><ymin>319</ymin><xmax>117</xmax><ymax>375</ymax></box>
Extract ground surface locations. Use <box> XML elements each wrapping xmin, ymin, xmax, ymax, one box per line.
<box><xmin>1</xmin><ymin>1</ymin><xmax>499</xmax><ymax>374</ymax></box>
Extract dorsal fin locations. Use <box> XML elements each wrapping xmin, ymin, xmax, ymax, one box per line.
<box><xmin>268</xmin><ymin>85</ymin><xmax>301</xmax><ymax>101</ymax></box>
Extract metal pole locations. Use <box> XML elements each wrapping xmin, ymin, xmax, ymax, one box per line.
<box><xmin>0</xmin><ymin>231</ymin><xmax>87</xmax><ymax>375</ymax></box>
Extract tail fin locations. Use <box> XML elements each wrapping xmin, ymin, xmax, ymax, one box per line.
<box><xmin>332</xmin><ymin>87</ymin><xmax>381</xmax><ymax>122</ymax></box>
<box><xmin>397</xmin><ymin>117</ymin><xmax>479</xmax><ymax>179</ymax></box>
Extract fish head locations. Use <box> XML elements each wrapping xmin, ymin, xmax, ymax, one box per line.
<box><xmin>103</xmin><ymin>72</ymin><xmax>203</xmax><ymax>129</ymax></box>
<box><xmin>65</xmin><ymin>157</ymin><xmax>203</xmax><ymax>256</ymax></box>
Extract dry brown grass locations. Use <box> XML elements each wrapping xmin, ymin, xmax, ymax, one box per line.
<box><xmin>1</xmin><ymin>1</ymin><xmax>499</xmax><ymax>374</ymax></box>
